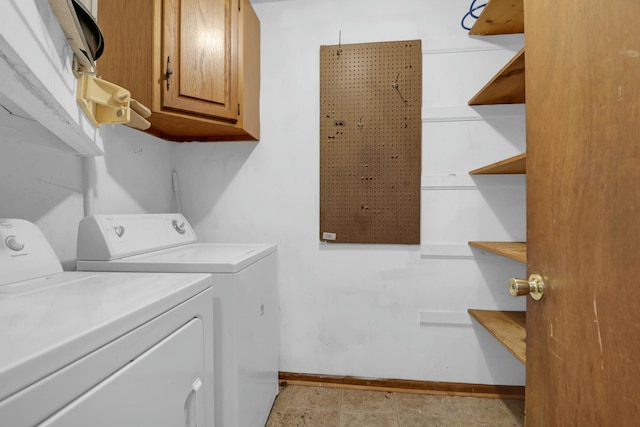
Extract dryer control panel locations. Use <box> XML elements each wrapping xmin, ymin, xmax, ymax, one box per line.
<box><xmin>77</xmin><ymin>214</ymin><xmax>197</xmax><ymax>261</ymax></box>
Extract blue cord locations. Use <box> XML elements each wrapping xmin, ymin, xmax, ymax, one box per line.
<box><xmin>461</xmin><ymin>0</ymin><xmax>487</xmax><ymax>31</ymax></box>
<box><xmin>470</xmin><ymin>0</ymin><xmax>485</xmax><ymax>18</ymax></box>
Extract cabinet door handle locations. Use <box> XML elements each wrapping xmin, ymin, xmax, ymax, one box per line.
<box><xmin>166</xmin><ymin>56</ymin><xmax>174</xmax><ymax>90</ymax></box>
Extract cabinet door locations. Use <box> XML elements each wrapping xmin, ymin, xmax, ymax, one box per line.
<box><xmin>162</xmin><ymin>0</ymin><xmax>239</xmax><ymax>122</ymax></box>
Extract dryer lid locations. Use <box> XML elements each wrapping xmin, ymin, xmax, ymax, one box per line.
<box><xmin>77</xmin><ymin>243</ymin><xmax>277</xmax><ymax>273</ymax></box>
<box><xmin>0</xmin><ymin>270</ymin><xmax>211</xmax><ymax>401</ymax></box>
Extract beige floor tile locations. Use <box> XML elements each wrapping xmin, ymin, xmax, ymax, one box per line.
<box><xmin>502</xmin><ymin>399</ymin><xmax>525</xmax><ymax>426</ymax></box>
<box><xmin>448</xmin><ymin>396</ymin><xmax>515</xmax><ymax>424</ymax></box>
<box><xmin>287</xmin><ymin>386</ymin><xmax>343</xmax><ymax>410</ymax></box>
<box><xmin>341</xmin><ymin>389</ymin><xmax>395</xmax><ymax>413</ymax></box>
<box><xmin>266</xmin><ymin>385</ymin><xmax>524</xmax><ymax>427</ymax></box>
<box><xmin>272</xmin><ymin>384</ymin><xmax>296</xmax><ymax>412</ymax></box>
<box><xmin>340</xmin><ymin>410</ymin><xmax>399</xmax><ymax>427</ymax></box>
<box><xmin>398</xmin><ymin>413</ymin><xmax>462</xmax><ymax>427</ymax></box>
<box><xmin>266</xmin><ymin>407</ymin><xmax>287</xmax><ymax>427</ymax></box>
<box><xmin>394</xmin><ymin>393</ymin><xmax>456</xmax><ymax>418</ymax></box>
<box><xmin>271</xmin><ymin>408</ymin><xmax>340</xmax><ymax>427</ymax></box>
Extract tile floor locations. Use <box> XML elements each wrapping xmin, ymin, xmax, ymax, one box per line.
<box><xmin>266</xmin><ymin>384</ymin><xmax>525</xmax><ymax>427</ymax></box>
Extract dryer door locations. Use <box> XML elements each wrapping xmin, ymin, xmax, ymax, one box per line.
<box><xmin>40</xmin><ymin>318</ymin><xmax>206</xmax><ymax>427</ymax></box>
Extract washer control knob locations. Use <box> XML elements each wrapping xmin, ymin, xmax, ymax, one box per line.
<box><xmin>172</xmin><ymin>219</ymin><xmax>186</xmax><ymax>234</ymax></box>
<box><xmin>5</xmin><ymin>235</ymin><xmax>24</xmax><ymax>251</ymax></box>
<box><xmin>114</xmin><ymin>226</ymin><xmax>125</xmax><ymax>238</ymax></box>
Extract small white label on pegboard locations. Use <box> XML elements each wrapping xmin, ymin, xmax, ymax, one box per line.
<box><xmin>322</xmin><ymin>232</ymin><xmax>337</xmax><ymax>241</ymax></box>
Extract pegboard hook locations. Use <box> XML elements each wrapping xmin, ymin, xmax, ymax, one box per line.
<box><xmin>337</xmin><ymin>30</ymin><xmax>343</xmax><ymax>55</ymax></box>
<box><xmin>393</xmin><ymin>71</ymin><xmax>408</xmax><ymax>105</ymax></box>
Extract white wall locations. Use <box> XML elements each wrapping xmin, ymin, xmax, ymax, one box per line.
<box><xmin>0</xmin><ymin>1</ymin><xmax>178</xmax><ymax>269</ymax></box>
<box><xmin>0</xmin><ymin>0</ymin><xmax>528</xmax><ymax>387</ymax></box>
<box><xmin>174</xmin><ymin>0</ymin><xmax>527</xmax><ymax>385</ymax></box>
<box><xmin>0</xmin><ymin>133</ymin><xmax>83</xmax><ymax>269</ymax></box>
<box><xmin>0</xmin><ymin>124</ymin><xmax>176</xmax><ymax>269</ymax></box>
<box><xmin>88</xmin><ymin>125</ymin><xmax>177</xmax><ymax>216</ymax></box>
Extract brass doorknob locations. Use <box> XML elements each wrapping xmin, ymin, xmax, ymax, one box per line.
<box><xmin>509</xmin><ymin>274</ymin><xmax>545</xmax><ymax>300</ymax></box>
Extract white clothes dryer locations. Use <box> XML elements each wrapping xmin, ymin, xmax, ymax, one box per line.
<box><xmin>76</xmin><ymin>213</ymin><xmax>279</xmax><ymax>427</ymax></box>
<box><xmin>0</xmin><ymin>218</ymin><xmax>214</xmax><ymax>427</ymax></box>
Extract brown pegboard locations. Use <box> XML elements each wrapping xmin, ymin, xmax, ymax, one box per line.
<box><xmin>320</xmin><ymin>40</ymin><xmax>422</xmax><ymax>244</ymax></box>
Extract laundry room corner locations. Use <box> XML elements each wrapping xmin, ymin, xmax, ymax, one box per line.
<box><xmin>172</xmin><ymin>0</ymin><xmax>526</xmax><ymax>388</ymax></box>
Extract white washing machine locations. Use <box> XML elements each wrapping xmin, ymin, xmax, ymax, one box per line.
<box><xmin>76</xmin><ymin>213</ymin><xmax>279</xmax><ymax>427</ymax></box>
<box><xmin>0</xmin><ymin>218</ymin><xmax>214</xmax><ymax>427</ymax></box>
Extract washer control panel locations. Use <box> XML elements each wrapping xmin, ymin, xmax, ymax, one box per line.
<box><xmin>0</xmin><ymin>219</ymin><xmax>63</xmax><ymax>286</ymax></box>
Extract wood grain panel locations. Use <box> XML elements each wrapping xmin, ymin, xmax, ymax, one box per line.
<box><xmin>468</xmin><ymin>309</ymin><xmax>526</xmax><ymax>365</ymax></box>
<box><xmin>279</xmin><ymin>372</ymin><xmax>525</xmax><ymax>399</ymax></box>
<box><xmin>469</xmin><ymin>153</ymin><xmax>526</xmax><ymax>175</ymax></box>
<box><xmin>468</xmin><ymin>241</ymin><xmax>526</xmax><ymax>263</ymax></box>
<box><xmin>180</xmin><ymin>0</ymin><xmax>227</xmax><ymax>103</ymax></box>
<box><xmin>319</xmin><ymin>40</ymin><xmax>422</xmax><ymax>244</ymax></box>
<box><xmin>236</xmin><ymin>0</ymin><xmax>260</xmax><ymax>140</ymax></box>
<box><xmin>468</xmin><ymin>48</ymin><xmax>525</xmax><ymax>105</ymax></box>
<box><xmin>162</xmin><ymin>0</ymin><xmax>238</xmax><ymax>121</ymax></box>
<box><xmin>469</xmin><ymin>0</ymin><xmax>524</xmax><ymax>35</ymax></box>
<box><xmin>525</xmin><ymin>0</ymin><xmax>640</xmax><ymax>424</ymax></box>
<box><xmin>97</xmin><ymin>0</ymin><xmax>154</xmax><ymax>108</ymax></box>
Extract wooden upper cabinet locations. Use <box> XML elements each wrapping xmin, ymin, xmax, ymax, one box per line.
<box><xmin>162</xmin><ymin>0</ymin><xmax>238</xmax><ymax>122</ymax></box>
<box><xmin>97</xmin><ymin>0</ymin><xmax>260</xmax><ymax>142</ymax></box>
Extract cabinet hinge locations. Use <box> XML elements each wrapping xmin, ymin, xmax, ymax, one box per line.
<box><xmin>238</xmin><ymin>103</ymin><xmax>241</xmax><ymax>116</ymax></box>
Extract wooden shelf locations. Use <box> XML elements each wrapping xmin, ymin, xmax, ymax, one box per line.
<box><xmin>468</xmin><ymin>309</ymin><xmax>526</xmax><ymax>365</ymax></box>
<box><xmin>466</xmin><ymin>0</ymin><xmax>527</xmax><ymax>373</ymax></box>
<box><xmin>468</xmin><ymin>241</ymin><xmax>527</xmax><ymax>263</ymax></box>
<box><xmin>469</xmin><ymin>0</ymin><xmax>524</xmax><ymax>35</ymax></box>
<box><xmin>469</xmin><ymin>153</ymin><xmax>526</xmax><ymax>175</ymax></box>
<box><xmin>469</xmin><ymin>48</ymin><xmax>525</xmax><ymax>105</ymax></box>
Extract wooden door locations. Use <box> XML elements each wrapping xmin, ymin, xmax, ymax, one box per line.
<box><xmin>162</xmin><ymin>0</ymin><xmax>238</xmax><ymax>122</ymax></box>
<box><xmin>525</xmin><ymin>0</ymin><xmax>640</xmax><ymax>425</ymax></box>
